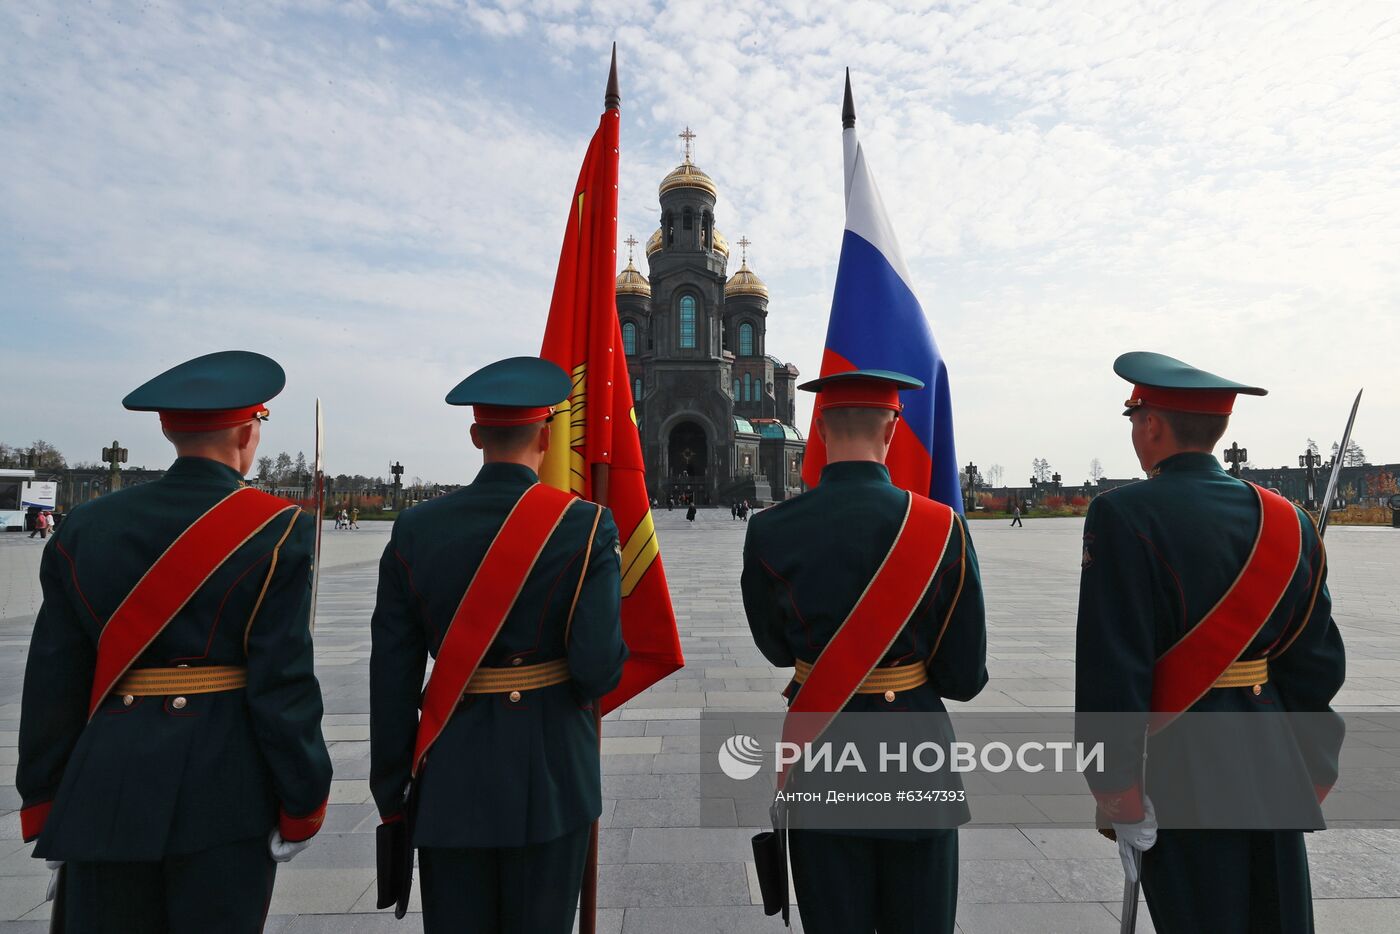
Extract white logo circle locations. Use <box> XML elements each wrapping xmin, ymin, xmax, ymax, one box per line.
<box><xmin>718</xmin><ymin>734</ymin><xmax>764</xmax><ymax>781</ymax></box>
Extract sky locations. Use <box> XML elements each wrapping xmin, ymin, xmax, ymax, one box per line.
<box><xmin>3</xmin><ymin>0</ymin><xmax>1397</xmax><ymax>486</ymax></box>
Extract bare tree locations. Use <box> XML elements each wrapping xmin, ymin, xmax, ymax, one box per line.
<box><xmin>1089</xmin><ymin>458</ymin><xmax>1104</xmax><ymax>482</ymax></box>
<box><xmin>0</xmin><ymin>440</ymin><xmax>66</xmax><ymax>470</ymax></box>
<box><xmin>1032</xmin><ymin>458</ymin><xmax>1052</xmax><ymax>483</ymax></box>
<box><xmin>986</xmin><ymin>464</ymin><xmax>1004</xmax><ymax>488</ymax></box>
<box><xmin>1330</xmin><ymin>439</ymin><xmax>1367</xmax><ymax>467</ymax></box>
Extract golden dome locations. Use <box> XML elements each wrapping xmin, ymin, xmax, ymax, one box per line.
<box><xmin>645</xmin><ymin>228</ymin><xmax>663</xmax><ymax>256</ymax></box>
<box><xmin>726</xmin><ymin>261</ymin><xmax>768</xmax><ymax>300</ymax></box>
<box><xmin>615</xmin><ymin>259</ymin><xmax>651</xmax><ymax>297</ymax></box>
<box><xmin>712</xmin><ymin>228</ymin><xmax>730</xmax><ymax>258</ymax></box>
<box><xmin>659</xmin><ymin>160</ymin><xmax>717</xmax><ymax>198</ymax></box>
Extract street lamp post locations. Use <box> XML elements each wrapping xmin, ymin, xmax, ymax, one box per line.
<box><xmin>101</xmin><ymin>441</ymin><xmax>128</xmax><ymax>493</ymax></box>
<box><xmin>390</xmin><ymin>461</ymin><xmax>405</xmax><ymax>511</ymax></box>
<box><xmin>964</xmin><ymin>461</ymin><xmax>978</xmax><ymax>512</ymax></box>
<box><xmin>1224</xmin><ymin>442</ymin><xmax>1248</xmax><ymax>477</ymax></box>
<box><xmin>1299</xmin><ymin>448</ymin><xmax>1321</xmax><ymax>510</ymax></box>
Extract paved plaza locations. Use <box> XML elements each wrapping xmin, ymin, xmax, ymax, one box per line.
<box><xmin>1</xmin><ymin>512</ymin><xmax>1398</xmax><ymax>932</ymax></box>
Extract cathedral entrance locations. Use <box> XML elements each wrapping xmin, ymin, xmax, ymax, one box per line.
<box><xmin>667</xmin><ymin>421</ymin><xmax>708</xmax><ymax>504</ymax></box>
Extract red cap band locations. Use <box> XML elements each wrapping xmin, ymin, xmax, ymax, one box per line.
<box><xmin>472</xmin><ymin>405</ymin><xmax>554</xmax><ymax>426</ymax></box>
<box><xmin>159</xmin><ymin>405</ymin><xmax>268</xmax><ymax>432</ymax></box>
<box><xmin>817</xmin><ymin>380</ymin><xmax>903</xmax><ymax>413</ymax></box>
<box><xmin>1124</xmin><ymin>385</ymin><xmax>1236</xmax><ymax>415</ymax></box>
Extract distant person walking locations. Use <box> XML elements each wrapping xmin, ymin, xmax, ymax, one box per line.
<box><xmin>28</xmin><ymin>511</ymin><xmax>50</xmax><ymax>540</ymax></box>
<box><xmin>740</xmin><ymin>500</ymin><xmax>750</xmax><ymax>522</ymax></box>
<box><xmin>1010</xmin><ymin>504</ymin><xmax>1023</xmax><ymax>528</ymax></box>
<box><xmin>350</xmin><ymin>506</ymin><xmax>359</xmax><ymax>530</ymax></box>
<box><xmin>686</xmin><ymin>503</ymin><xmax>697</xmax><ymax>524</ymax></box>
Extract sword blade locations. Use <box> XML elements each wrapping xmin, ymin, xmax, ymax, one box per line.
<box><xmin>1317</xmin><ymin>389</ymin><xmax>1363</xmax><ymax>538</ymax></box>
<box><xmin>310</xmin><ymin>398</ymin><xmax>325</xmax><ymax>631</ymax></box>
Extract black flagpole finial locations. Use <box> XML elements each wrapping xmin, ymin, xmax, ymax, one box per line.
<box><xmin>605</xmin><ymin>43</ymin><xmax>620</xmax><ymax>110</ymax></box>
<box><xmin>842</xmin><ymin>67</ymin><xmax>856</xmax><ymax>129</ymax></box>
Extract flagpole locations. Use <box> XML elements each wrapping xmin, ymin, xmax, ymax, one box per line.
<box><xmin>580</xmin><ymin>460</ymin><xmax>610</xmax><ymax>934</ymax></box>
<box><xmin>578</xmin><ymin>46</ymin><xmax>618</xmax><ymax>934</ymax></box>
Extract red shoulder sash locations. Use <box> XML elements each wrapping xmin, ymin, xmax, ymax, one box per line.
<box><xmin>778</xmin><ymin>493</ymin><xmax>957</xmax><ymax>789</ymax></box>
<box><xmin>89</xmin><ymin>488</ymin><xmax>297</xmax><ymax>718</ymax></box>
<box><xmin>411</xmin><ymin>483</ymin><xmax>577</xmax><ymax>776</ymax></box>
<box><xmin>1148</xmin><ymin>484</ymin><xmax>1302</xmax><ymax>733</ymax></box>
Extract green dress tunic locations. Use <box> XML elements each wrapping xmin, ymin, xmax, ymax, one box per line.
<box><xmin>741</xmin><ymin>460</ymin><xmax>988</xmax><ymax>934</ymax></box>
<box><xmin>1075</xmin><ymin>452</ymin><xmax>1345</xmax><ymax>934</ymax></box>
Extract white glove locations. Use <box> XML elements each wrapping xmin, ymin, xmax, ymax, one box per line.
<box><xmin>1111</xmin><ymin>795</ymin><xmax>1157</xmax><ymax>884</ymax></box>
<box><xmin>45</xmin><ymin>861</ymin><xmax>63</xmax><ymax>901</ymax></box>
<box><xmin>268</xmin><ymin>829</ymin><xmax>312</xmax><ymax>863</ymax></box>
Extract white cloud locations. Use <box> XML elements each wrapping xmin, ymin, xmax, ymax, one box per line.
<box><xmin>2</xmin><ymin>0</ymin><xmax>1398</xmax><ymax>486</ymax></box>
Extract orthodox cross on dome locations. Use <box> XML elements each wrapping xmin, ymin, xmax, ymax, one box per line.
<box><xmin>738</xmin><ymin>235</ymin><xmax>751</xmax><ymax>266</ymax></box>
<box><xmin>679</xmin><ymin>126</ymin><xmax>696</xmax><ymax>163</ymax></box>
<box><xmin>624</xmin><ymin>234</ymin><xmax>639</xmax><ymax>264</ymax></box>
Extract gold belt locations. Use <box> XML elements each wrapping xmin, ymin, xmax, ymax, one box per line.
<box><xmin>463</xmin><ymin>658</ymin><xmax>571</xmax><ymax>695</ymax></box>
<box><xmin>792</xmin><ymin>659</ymin><xmax>928</xmax><ymax>695</ymax></box>
<box><xmin>112</xmin><ymin>665</ymin><xmax>248</xmax><ymax>696</ymax></box>
<box><xmin>1213</xmin><ymin>657</ymin><xmax>1269</xmax><ymax>691</ymax></box>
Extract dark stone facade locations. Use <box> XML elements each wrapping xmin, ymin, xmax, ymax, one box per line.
<box><xmin>617</xmin><ymin>145</ymin><xmax>806</xmax><ymax>505</ymax></box>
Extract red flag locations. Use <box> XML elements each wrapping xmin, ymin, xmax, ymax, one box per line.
<box><xmin>538</xmin><ymin>58</ymin><xmax>683</xmax><ymax>714</ymax></box>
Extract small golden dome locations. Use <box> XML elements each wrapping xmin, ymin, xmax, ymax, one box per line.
<box><xmin>712</xmin><ymin>228</ymin><xmax>729</xmax><ymax>258</ymax></box>
<box><xmin>645</xmin><ymin>228</ymin><xmax>664</xmax><ymax>256</ymax></box>
<box><xmin>726</xmin><ymin>261</ymin><xmax>768</xmax><ymax>300</ymax></box>
<box><xmin>659</xmin><ymin>160</ymin><xmax>718</xmax><ymax>198</ymax></box>
<box><xmin>616</xmin><ymin>259</ymin><xmax>651</xmax><ymax>297</ymax></box>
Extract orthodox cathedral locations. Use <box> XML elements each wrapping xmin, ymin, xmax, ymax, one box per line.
<box><xmin>616</xmin><ymin>129</ymin><xmax>807</xmax><ymax>505</ymax></box>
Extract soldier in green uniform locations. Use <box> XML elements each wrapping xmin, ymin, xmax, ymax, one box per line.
<box><xmin>742</xmin><ymin>370</ymin><xmax>987</xmax><ymax>934</ymax></box>
<box><xmin>18</xmin><ymin>350</ymin><xmax>333</xmax><ymax>932</ymax></box>
<box><xmin>369</xmin><ymin>356</ymin><xmax>627</xmax><ymax>934</ymax></box>
<box><xmin>1076</xmin><ymin>352</ymin><xmax>1345</xmax><ymax>934</ymax></box>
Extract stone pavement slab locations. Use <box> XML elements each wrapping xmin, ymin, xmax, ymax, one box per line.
<box><xmin>1</xmin><ymin>513</ymin><xmax>1398</xmax><ymax>931</ymax></box>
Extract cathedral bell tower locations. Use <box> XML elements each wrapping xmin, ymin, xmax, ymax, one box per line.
<box><xmin>645</xmin><ymin>127</ymin><xmax>729</xmax><ymax>361</ymax></box>
<box><xmin>618</xmin><ymin>127</ymin><xmax>805</xmax><ymax>506</ymax></box>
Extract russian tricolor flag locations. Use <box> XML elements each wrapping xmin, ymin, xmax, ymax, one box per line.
<box><xmin>801</xmin><ymin>72</ymin><xmax>962</xmax><ymax>512</ymax></box>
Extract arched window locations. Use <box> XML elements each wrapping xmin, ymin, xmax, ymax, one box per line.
<box><xmin>622</xmin><ymin>321</ymin><xmax>637</xmax><ymax>356</ymax></box>
<box><xmin>679</xmin><ymin>295</ymin><xmax>696</xmax><ymax>349</ymax></box>
<box><xmin>682</xmin><ymin>207</ymin><xmax>694</xmax><ymax>230</ymax></box>
<box><xmin>739</xmin><ymin>322</ymin><xmax>755</xmax><ymax>357</ymax></box>
<box><xmin>743</xmin><ymin>373</ymin><xmax>752</xmax><ymax>402</ymax></box>
<box><xmin>732</xmin><ymin>378</ymin><xmax>740</xmax><ymax>398</ymax></box>
<box><xmin>633</xmin><ymin>377</ymin><xmax>643</xmax><ymax>402</ymax></box>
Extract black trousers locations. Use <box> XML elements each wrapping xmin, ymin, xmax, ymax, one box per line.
<box><xmin>1143</xmin><ymin>829</ymin><xmax>1314</xmax><ymax>934</ymax></box>
<box><xmin>62</xmin><ymin>835</ymin><xmax>275</xmax><ymax>934</ymax></box>
<box><xmin>789</xmin><ymin>829</ymin><xmax>957</xmax><ymax>934</ymax></box>
<box><xmin>419</xmin><ymin>826</ymin><xmax>590</xmax><ymax>934</ymax></box>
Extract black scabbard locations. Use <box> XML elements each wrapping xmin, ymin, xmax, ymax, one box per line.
<box><xmin>750</xmin><ymin>800</ymin><xmax>790</xmax><ymax>925</ymax></box>
<box><xmin>48</xmin><ymin>864</ymin><xmax>66</xmax><ymax>934</ymax></box>
<box><xmin>376</xmin><ymin>781</ymin><xmax>418</xmax><ymax>918</ymax></box>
